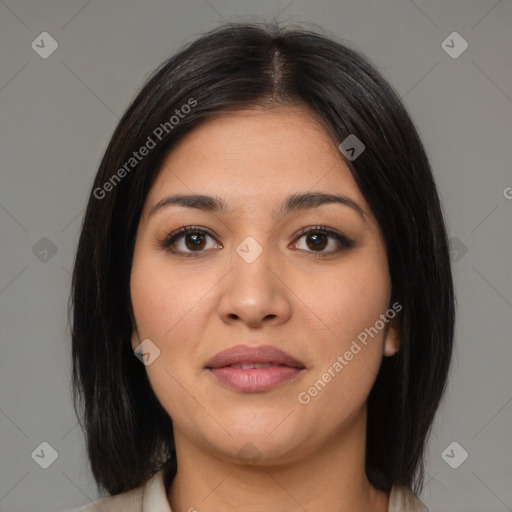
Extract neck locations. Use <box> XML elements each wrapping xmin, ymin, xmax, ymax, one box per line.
<box><xmin>167</xmin><ymin>411</ymin><xmax>389</xmax><ymax>512</ymax></box>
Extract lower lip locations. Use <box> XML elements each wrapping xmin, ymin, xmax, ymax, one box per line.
<box><xmin>208</xmin><ymin>366</ymin><xmax>304</xmax><ymax>392</ymax></box>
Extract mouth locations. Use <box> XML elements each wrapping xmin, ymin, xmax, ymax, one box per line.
<box><xmin>205</xmin><ymin>345</ymin><xmax>305</xmax><ymax>393</ymax></box>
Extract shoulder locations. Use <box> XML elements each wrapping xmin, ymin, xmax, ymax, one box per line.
<box><xmin>73</xmin><ymin>485</ymin><xmax>143</xmax><ymax>512</ymax></box>
<box><xmin>72</xmin><ymin>469</ymin><xmax>170</xmax><ymax>511</ymax></box>
<box><xmin>388</xmin><ymin>486</ymin><xmax>430</xmax><ymax>512</ymax></box>
<box><xmin>72</xmin><ymin>469</ymin><xmax>166</xmax><ymax>512</ymax></box>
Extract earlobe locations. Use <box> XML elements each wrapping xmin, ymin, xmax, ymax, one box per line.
<box><xmin>383</xmin><ymin>315</ymin><xmax>401</xmax><ymax>357</ymax></box>
<box><xmin>384</xmin><ymin>344</ymin><xmax>397</xmax><ymax>356</ymax></box>
<box><xmin>130</xmin><ymin>330</ymin><xmax>140</xmax><ymax>352</ymax></box>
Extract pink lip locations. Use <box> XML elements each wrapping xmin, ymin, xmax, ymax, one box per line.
<box><xmin>205</xmin><ymin>345</ymin><xmax>305</xmax><ymax>393</ymax></box>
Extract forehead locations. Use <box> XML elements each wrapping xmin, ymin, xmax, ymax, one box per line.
<box><xmin>144</xmin><ymin>105</ymin><xmax>366</xmax><ymax>215</ymax></box>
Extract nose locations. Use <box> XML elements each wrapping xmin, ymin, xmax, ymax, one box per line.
<box><xmin>217</xmin><ymin>242</ymin><xmax>292</xmax><ymax>329</ymax></box>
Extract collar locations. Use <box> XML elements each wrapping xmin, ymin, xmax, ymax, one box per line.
<box><xmin>142</xmin><ymin>469</ymin><xmax>172</xmax><ymax>511</ymax></box>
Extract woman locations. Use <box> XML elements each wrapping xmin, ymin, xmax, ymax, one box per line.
<box><xmin>71</xmin><ymin>22</ymin><xmax>454</xmax><ymax>512</ymax></box>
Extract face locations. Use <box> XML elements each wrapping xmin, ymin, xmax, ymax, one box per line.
<box><xmin>130</xmin><ymin>105</ymin><xmax>400</xmax><ymax>466</ymax></box>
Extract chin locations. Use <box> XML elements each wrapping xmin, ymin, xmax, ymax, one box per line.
<box><xmin>222</xmin><ymin>435</ymin><xmax>307</xmax><ymax>468</ymax></box>
<box><xmin>215</xmin><ymin>421</ymin><xmax>310</xmax><ymax>463</ymax></box>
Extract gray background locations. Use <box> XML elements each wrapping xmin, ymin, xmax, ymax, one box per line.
<box><xmin>0</xmin><ymin>1</ymin><xmax>511</xmax><ymax>511</ymax></box>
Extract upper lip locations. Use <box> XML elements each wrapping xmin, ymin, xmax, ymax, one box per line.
<box><xmin>205</xmin><ymin>345</ymin><xmax>305</xmax><ymax>369</ymax></box>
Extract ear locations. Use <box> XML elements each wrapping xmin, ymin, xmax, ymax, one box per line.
<box><xmin>129</xmin><ymin>307</ymin><xmax>139</xmax><ymax>351</ymax></box>
<box><xmin>130</xmin><ymin>329</ymin><xmax>140</xmax><ymax>352</ymax></box>
<box><xmin>383</xmin><ymin>314</ymin><xmax>401</xmax><ymax>357</ymax></box>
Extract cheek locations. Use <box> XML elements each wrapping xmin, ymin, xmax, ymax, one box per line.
<box><xmin>130</xmin><ymin>258</ymin><xmax>207</xmax><ymax>424</ymax></box>
<box><xmin>288</xmin><ymin>247</ymin><xmax>391</xmax><ymax>345</ymax></box>
<box><xmin>130</xmin><ymin>253</ymin><xmax>212</xmax><ymax>343</ymax></box>
<box><xmin>290</xmin><ymin>248</ymin><xmax>391</xmax><ymax>407</ymax></box>
<box><xmin>130</xmin><ymin>248</ymin><xmax>228</xmax><ymax>413</ymax></box>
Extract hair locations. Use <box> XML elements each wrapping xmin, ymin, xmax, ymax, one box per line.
<box><xmin>71</xmin><ymin>22</ymin><xmax>455</xmax><ymax>497</ymax></box>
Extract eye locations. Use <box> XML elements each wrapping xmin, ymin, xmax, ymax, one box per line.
<box><xmin>158</xmin><ymin>224</ymin><xmax>354</xmax><ymax>258</ymax></box>
<box><xmin>292</xmin><ymin>225</ymin><xmax>355</xmax><ymax>257</ymax></box>
<box><xmin>158</xmin><ymin>226</ymin><xmax>222</xmax><ymax>256</ymax></box>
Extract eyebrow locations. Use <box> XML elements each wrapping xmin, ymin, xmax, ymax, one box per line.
<box><xmin>149</xmin><ymin>192</ymin><xmax>368</xmax><ymax>222</ymax></box>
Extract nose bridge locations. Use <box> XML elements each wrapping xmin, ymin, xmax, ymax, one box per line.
<box><xmin>218</xmin><ymin>232</ymin><xmax>291</xmax><ymax>326</ymax></box>
<box><xmin>231</xmin><ymin>233</ymin><xmax>275</xmax><ymax>298</ymax></box>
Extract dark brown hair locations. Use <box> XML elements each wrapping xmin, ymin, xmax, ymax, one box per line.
<box><xmin>71</xmin><ymin>22</ymin><xmax>455</xmax><ymax>497</ymax></box>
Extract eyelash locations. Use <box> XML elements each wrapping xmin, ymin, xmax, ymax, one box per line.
<box><xmin>158</xmin><ymin>225</ymin><xmax>355</xmax><ymax>258</ymax></box>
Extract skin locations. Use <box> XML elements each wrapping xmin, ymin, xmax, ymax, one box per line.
<box><xmin>130</xmin><ymin>105</ymin><xmax>401</xmax><ymax>512</ymax></box>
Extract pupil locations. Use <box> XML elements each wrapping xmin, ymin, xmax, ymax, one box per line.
<box><xmin>307</xmin><ymin>233</ymin><xmax>327</xmax><ymax>251</ymax></box>
<box><xmin>186</xmin><ymin>233</ymin><xmax>205</xmax><ymax>250</ymax></box>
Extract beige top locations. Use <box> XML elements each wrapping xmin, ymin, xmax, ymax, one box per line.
<box><xmin>74</xmin><ymin>469</ymin><xmax>429</xmax><ymax>511</ymax></box>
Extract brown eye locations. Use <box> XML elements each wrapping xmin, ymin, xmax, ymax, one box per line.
<box><xmin>304</xmin><ymin>232</ymin><xmax>328</xmax><ymax>251</ymax></box>
<box><xmin>293</xmin><ymin>225</ymin><xmax>355</xmax><ymax>256</ymax></box>
<box><xmin>184</xmin><ymin>232</ymin><xmax>207</xmax><ymax>251</ymax></box>
<box><xmin>159</xmin><ymin>226</ymin><xmax>222</xmax><ymax>256</ymax></box>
